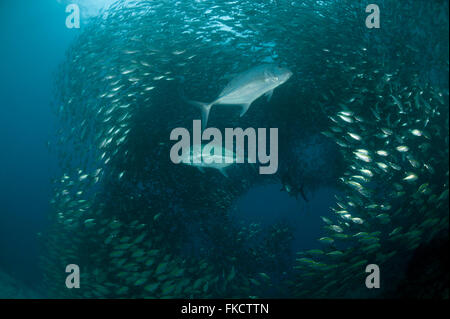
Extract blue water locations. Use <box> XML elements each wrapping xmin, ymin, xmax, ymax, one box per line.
<box><xmin>0</xmin><ymin>0</ymin><xmax>336</xmax><ymax>289</ymax></box>
<box><xmin>0</xmin><ymin>0</ymin><xmax>447</xmax><ymax>299</ymax></box>
<box><xmin>0</xmin><ymin>0</ymin><xmax>78</xmax><ymax>287</ymax></box>
<box><xmin>236</xmin><ymin>184</ymin><xmax>336</xmax><ymax>251</ymax></box>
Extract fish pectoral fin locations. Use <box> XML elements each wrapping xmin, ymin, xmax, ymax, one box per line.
<box><xmin>219</xmin><ymin>168</ymin><xmax>229</xmax><ymax>178</ymax></box>
<box><xmin>265</xmin><ymin>89</ymin><xmax>274</xmax><ymax>102</ymax></box>
<box><xmin>221</xmin><ymin>73</ymin><xmax>238</xmax><ymax>81</ymax></box>
<box><xmin>239</xmin><ymin>103</ymin><xmax>251</xmax><ymax>117</ymax></box>
<box><xmin>197</xmin><ymin>167</ymin><xmax>205</xmax><ymax>173</ymax></box>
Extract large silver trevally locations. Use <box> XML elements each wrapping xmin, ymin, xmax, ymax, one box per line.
<box><xmin>188</xmin><ymin>64</ymin><xmax>293</xmax><ymax>127</ymax></box>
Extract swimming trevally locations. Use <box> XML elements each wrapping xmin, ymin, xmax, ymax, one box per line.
<box><xmin>187</xmin><ymin>64</ymin><xmax>292</xmax><ymax>127</ymax></box>
<box><xmin>180</xmin><ymin>144</ymin><xmax>242</xmax><ymax>177</ymax></box>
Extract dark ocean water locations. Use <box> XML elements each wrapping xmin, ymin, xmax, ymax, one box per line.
<box><xmin>0</xmin><ymin>0</ymin><xmax>448</xmax><ymax>299</ymax></box>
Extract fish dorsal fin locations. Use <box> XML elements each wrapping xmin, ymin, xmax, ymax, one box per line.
<box><xmin>239</xmin><ymin>103</ymin><xmax>251</xmax><ymax>117</ymax></box>
<box><xmin>265</xmin><ymin>89</ymin><xmax>274</xmax><ymax>102</ymax></box>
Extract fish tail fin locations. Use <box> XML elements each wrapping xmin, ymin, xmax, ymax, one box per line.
<box><xmin>187</xmin><ymin>100</ymin><xmax>213</xmax><ymax>127</ymax></box>
<box><xmin>178</xmin><ymin>86</ymin><xmax>214</xmax><ymax>127</ymax></box>
<box><xmin>299</xmin><ymin>185</ymin><xmax>309</xmax><ymax>202</ymax></box>
<box><xmin>239</xmin><ymin>103</ymin><xmax>251</xmax><ymax>117</ymax></box>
